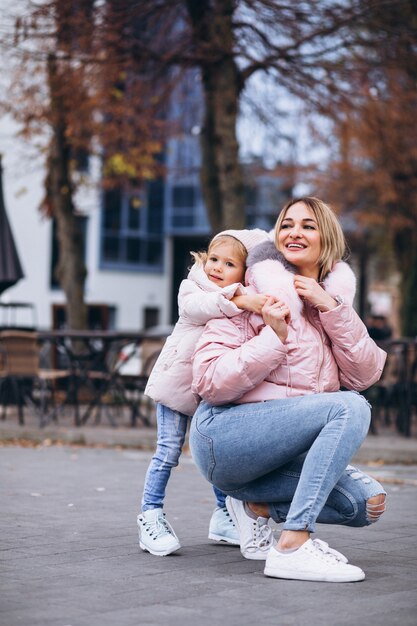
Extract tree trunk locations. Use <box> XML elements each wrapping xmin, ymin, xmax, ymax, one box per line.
<box><xmin>48</xmin><ymin>54</ymin><xmax>88</xmax><ymax>330</ymax></box>
<box><xmin>394</xmin><ymin>228</ymin><xmax>417</xmax><ymax>337</ymax></box>
<box><xmin>186</xmin><ymin>0</ymin><xmax>245</xmax><ymax>232</ymax></box>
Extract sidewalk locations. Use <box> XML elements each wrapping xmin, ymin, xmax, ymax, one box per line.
<box><xmin>1</xmin><ymin>444</ymin><xmax>416</xmax><ymax>626</ymax></box>
<box><xmin>1</xmin><ymin>407</ymin><xmax>417</xmax><ymax>464</ymax></box>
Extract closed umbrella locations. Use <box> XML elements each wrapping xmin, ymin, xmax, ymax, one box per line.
<box><xmin>0</xmin><ymin>154</ymin><xmax>24</xmax><ymax>295</ymax></box>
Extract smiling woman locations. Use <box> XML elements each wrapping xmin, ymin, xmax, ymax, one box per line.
<box><xmin>277</xmin><ymin>202</ymin><xmax>322</xmax><ymax>277</ymax></box>
<box><xmin>275</xmin><ymin>196</ymin><xmax>346</xmax><ymax>283</ymax></box>
<box><xmin>190</xmin><ymin>196</ymin><xmax>387</xmax><ymax>583</ymax></box>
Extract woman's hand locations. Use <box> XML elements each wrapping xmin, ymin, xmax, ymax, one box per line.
<box><xmin>233</xmin><ymin>293</ymin><xmax>276</xmax><ymax>314</ymax></box>
<box><xmin>294</xmin><ymin>275</ymin><xmax>338</xmax><ymax>312</ymax></box>
<box><xmin>261</xmin><ymin>296</ymin><xmax>290</xmax><ymax>342</ymax></box>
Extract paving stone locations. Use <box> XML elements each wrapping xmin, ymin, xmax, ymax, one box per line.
<box><xmin>1</xmin><ymin>445</ymin><xmax>416</xmax><ymax>626</ymax></box>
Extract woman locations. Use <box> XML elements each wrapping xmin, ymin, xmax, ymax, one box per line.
<box><xmin>190</xmin><ymin>197</ymin><xmax>387</xmax><ymax>583</ymax></box>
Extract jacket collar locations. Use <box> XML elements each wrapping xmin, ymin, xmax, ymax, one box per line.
<box><xmin>246</xmin><ymin>241</ymin><xmax>356</xmax><ymax>319</ymax></box>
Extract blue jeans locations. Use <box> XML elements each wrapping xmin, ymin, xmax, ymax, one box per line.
<box><xmin>141</xmin><ymin>403</ymin><xmax>226</xmax><ymax>511</ymax></box>
<box><xmin>190</xmin><ymin>392</ymin><xmax>386</xmax><ymax>532</ymax></box>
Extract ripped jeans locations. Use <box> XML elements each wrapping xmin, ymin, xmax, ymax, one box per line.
<box><xmin>190</xmin><ymin>392</ymin><xmax>386</xmax><ymax>532</ymax></box>
<box><xmin>141</xmin><ymin>403</ymin><xmax>226</xmax><ymax>511</ymax></box>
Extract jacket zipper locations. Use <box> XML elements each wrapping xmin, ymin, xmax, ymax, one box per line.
<box><xmin>305</xmin><ymin>305</ymin><xmax>325</xmax><ymax>392</ymax></box>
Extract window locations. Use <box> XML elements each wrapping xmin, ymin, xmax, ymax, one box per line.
<box><xmin>172</xmin><ymin>185</ymin><xmax>196</xmax><ymax>208</ymax></box>
<box><xmin>101</xmin><ymin>181</ymin><xmax>164</xmax><ymax>271</ymax></box>
<box><xmin>143</xmin><ymin>306</ymin><xmax>159</xmax><ymax>329</ymax></box>
<box><xmin>169</xmin><ymin>184</ymin><xmax>198</xmax><ymax>229</ymax></box>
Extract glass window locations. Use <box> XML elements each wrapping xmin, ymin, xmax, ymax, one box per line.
<box><xmin>100</xmin><ymin>182</ymin><xmax>164</xmax><ymax>271</ymax></box>
<box><xmin>128</xmin><ymin>196</ymin><xmax>141</xmax><ymax>229</ymax></box>
<box><xmin>103</xmin><ymin>236</ymin><xmax>120</xmax><ymax>261</ymax></box>
<box><xmin>172</xmin><ymin>185</ymin><xmax>195</xmax><ymax>208</ymax></box>
<box><xmin>103</xmin><ymin>189</ymin><xmax>122</xmax><ymax>230</ymax></box>
<box><xmin>147</xmin><ymin>180</ymin><xmax>164</xmax><ymax>234</ymax></box>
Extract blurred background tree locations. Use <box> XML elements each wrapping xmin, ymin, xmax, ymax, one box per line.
<box><xmin>132</xmin><ymin>0</ymin><xmax>376</xmax><ymax>231</ymax></box>
<box><xmin>3</xmin><ymin>0</ymin><xmax>167</xmax><ymax>329</ymax></box>
<box><xmin>1</xmin><ymin>0</ymin><xmax>416</xmax><ymax>334</ymax></box>
<box><xmin>312</xmin><ymin>0</ymin><xmax>417</xmax><ymax>335</ymax></box>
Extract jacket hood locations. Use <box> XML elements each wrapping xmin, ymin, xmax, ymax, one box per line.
<box><xmin>246</xmin><ymin>240</ymin><xmax>356</xmax><ymax>319</ymax></box>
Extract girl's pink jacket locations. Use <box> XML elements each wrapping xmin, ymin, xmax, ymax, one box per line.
<box><xmin>144</xmin><ymin>262</ymin><xmax>244</xmax><ymax>416</ymax></box>
<box><xmin>192</xmin><ymin>241</ymin><xmax>387</xmax><ymax>405</ymax></box>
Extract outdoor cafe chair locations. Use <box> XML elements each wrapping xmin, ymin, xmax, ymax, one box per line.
<box><xmin>112</xmin><ymin>341</ymin><xmax>161</xmax><ymax>427</ymax></box>
<box><xmin>0</xmin><ymin>329</ymin><xmax>69</xmax><ymax>426</ymax></box>
<box><xmin>79</xmin><ymin>340</ymin><xmax>162</xmax><ymax>428</ymax></box>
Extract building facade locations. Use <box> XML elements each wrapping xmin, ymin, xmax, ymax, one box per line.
<box><xmin>0</xmin><ymin>68</ymin><xmax>290</xmax><ymax>330</ymax></box>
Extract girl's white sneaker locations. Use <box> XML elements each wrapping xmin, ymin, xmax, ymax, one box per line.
<box><xmin>208</xmin><ymin>506</ymin><xmax>240</xmax><ymax>545</ymax></box>
<box><xmin>264</xmin><ymin>539</ymin><xmax>365</xmax><ymax>582</ymax></box>
<box><xmin>137</xmin><ymin>509</ymin><xmax>181</xmax><ymax>556</ymax></box>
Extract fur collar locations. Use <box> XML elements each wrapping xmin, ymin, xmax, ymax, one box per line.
<box><xmin>247</xmin><ymin>240</ymin><xmax>296</xmax><ymax>272</ymax></box>
<box><xmin>246</xmin><ymin>241</ymin><xmax>356</xmax><ymax>319</ymax></box>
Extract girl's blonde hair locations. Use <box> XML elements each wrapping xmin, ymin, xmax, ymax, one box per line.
<box><xmin>274</xmin><ymin>196</ymin><xmax>347</xmax><ymax>281</ymax></box>
<box><xmin>190</xmin><ymin>234</ymin><xmax>248</xmax><ymax>268</ymax></box>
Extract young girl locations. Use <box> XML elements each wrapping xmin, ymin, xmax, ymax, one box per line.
<box><xmin>138</xmin><ymin>228</ymin><xmax>270</xmax><ymax>556</ymax></box>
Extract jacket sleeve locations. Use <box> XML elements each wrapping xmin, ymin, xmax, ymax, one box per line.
<box><xmin>192</xmin><ymin>317</ymin><xmax>287</xmax><ymax>404</ymax></box>
<box><xmin>319</xmin><ymin>304</ymin><xmax>387</xmax><ymax>390</ymax></box>
<box><xmin>178</xmin><ymin>279</ymin><xmax>243</xmax><ymax>324</ymax></box>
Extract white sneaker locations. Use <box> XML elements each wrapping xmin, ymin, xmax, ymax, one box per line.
<box><xmin>137</xmin><ymin>509</ymin><xmax>181</xmax><ymax>556</ymax></box>
<box><xmin>226</xmin><ymin>496</ymin><xmax>275</xmax><ymax>560</ymax></box>
<box><xmin>208</xmin><ymin>506</ymin><xmax>240</xmax><ymax>545</ymax></box>
<box><xmin>264</xmin><ymin>539</ymin><xmax>365</xmax><ymax>582</ymax></box>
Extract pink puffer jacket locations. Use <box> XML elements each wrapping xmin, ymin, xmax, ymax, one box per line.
<box><xmin>192</xmin><ymin>241</ymin><xmax>387</xmax><ymax>405</ymax></box>
<box><xmin>144</xmin><ymin>262</ymin><xmax>244</xmax><ymax>415</ymax></box>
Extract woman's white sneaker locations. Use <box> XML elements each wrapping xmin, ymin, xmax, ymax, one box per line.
<box><xmin>264</xmin><ymin>538</ymin><xmax>365</xmax><ymax>582</ymax></box>
<box><xmin>137</xmin><ymin>509</ymin><xmax>181</xmax><ymax>556</ymax></box>
<box><xmin>226</xmin><ymin>496</ymin><xmax>275</xmax><ymax>560</ymax></box>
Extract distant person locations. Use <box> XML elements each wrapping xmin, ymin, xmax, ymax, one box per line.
<box><xmin>190</xmin><ymin>197</ymin><xmax>387</xmax><ymax>582</ymax></box>
<box><xmin>366</xmin><ymin>314</ymin><xmax>393</xmax><ymax>341</ymax></box>
<box><xmin>138</xmin><ymin>228</ymin><xmax>270</xmax><ymax>556</ymax></box>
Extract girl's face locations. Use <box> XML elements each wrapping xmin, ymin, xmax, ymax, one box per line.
<box><xmin>277</xmin><ymin>202</ymin><xmax>321</xmax><ymax>277</ymax></box>
<box><xmin>204</xmin><ymin>241</ymin><xmax>246</xmax><ymax>287</ymax></box>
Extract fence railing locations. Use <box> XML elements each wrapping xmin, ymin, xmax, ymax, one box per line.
<box><xmin>364</xmin><ymin>338</ymin><xmax>417</xmax><ymax>437</ymax></box>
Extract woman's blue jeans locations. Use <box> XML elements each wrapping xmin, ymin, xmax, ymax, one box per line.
<box><xmin>141</xmin><ymin>403</ymin><xmax>226</xmax><ymax>511</ymax></box>
<box><xmin>190</xmin><ymin>391</ymin><xmax>386</xmax><ymax>532</ymax></box>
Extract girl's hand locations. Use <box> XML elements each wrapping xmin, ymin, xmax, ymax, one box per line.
<box><xmin>261</xmin><ymin>296</ymin><xmax>290</xmax><ymax>342</ymax></box>
<box><xmin>294</xmin><ymin>275</ymin><xmax>338</xmax><ymax>312</ymax></box>
<box><xmin>233</xmin><ymin>293</ymin><xmax>275</xmax><ymax>314</ymax></box>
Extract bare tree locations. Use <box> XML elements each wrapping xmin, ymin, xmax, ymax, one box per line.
<box><xmin>312</xmin><ymin>0</ymin><xmax>417</xmax><ymax>335</ymax></box>
<box><xmin>127</xmin><ymin>1</ymin><xmax>376</xmax><ymax>231</ymax></box>
<box><xmin>2</xmin><ymin>0</ymin><xmax>166</xmax><ymax>329</ymax></box>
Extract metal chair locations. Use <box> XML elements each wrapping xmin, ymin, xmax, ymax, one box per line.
<box><xmin>113</xmin><ymin>343</ymin><xmax>161</xmax><ymax>427</ymax></box>
<box><xmin>0</xmin><ymin>330</ymin><xmax>69</xmax><ymax>426</ymax></box>
<box><xmin>78</xmin><ymin>340</ymin><xmax>161</xmax><ymax>427</ymax></box>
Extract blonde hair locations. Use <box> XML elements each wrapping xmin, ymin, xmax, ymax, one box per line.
<box><xmin>274</xmin><ymin>196</ymin><xmax>347</xmax><ymax>280</ymax></box>
<box><xmin>190</xmin><ymin>234</ymin><xmax>248</xmax><ymax>269</ymax></box>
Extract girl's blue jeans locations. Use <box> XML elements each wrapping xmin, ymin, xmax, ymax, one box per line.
<box><xmin>141</xmin><ymin>403</ymin><xmax>226</xmax><ymax>511</ymax></box>
<box><xmin>190</xmin><ymin>391</ymin><xmax>386</xmax><ymax>532</ymax></box>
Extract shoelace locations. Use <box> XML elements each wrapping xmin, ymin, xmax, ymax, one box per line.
<box><xmin>251</xmin><ymin>518</ymin><xmax>273</xmax><ymax>549</ymax></box>
<box><xmin>221</xmin><ymin>506</ymin><xmax>236</xmax><ymax>525</ymax></box>
<box><xmin>313</xmin><ymin>538</ymin><xmax>347</xmax><ymax>563</ymax></box>
<box><xmin>143</xmin><ymin>514</ymin><xmax>174</xmax><ymax>539</ymax></box>
<box><xmin>310</xmin><ymin>539</ymin><xmax>343</xmax><ymax>564</ymax></box>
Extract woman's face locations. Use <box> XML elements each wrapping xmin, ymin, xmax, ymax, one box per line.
<box><xmin>277</xmin><ymin>202</ymin><xmax>321</xmax><ymax>277</ymax></box>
